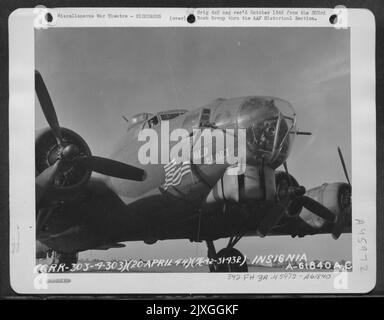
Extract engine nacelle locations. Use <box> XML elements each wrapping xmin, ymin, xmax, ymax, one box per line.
<box><xmin>299</xmin><ymin>182</ymin><xmax>351</xmax><ymax>229</ymax></box>
<box><xmin>35</xmin><ymin>127</ymin><xmax>92</xmax><ymax>197</ymax></box>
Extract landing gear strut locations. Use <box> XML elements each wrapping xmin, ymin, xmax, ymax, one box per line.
<box><xmin>206</xmin><ymin>237</ymin><xmax>248</xmax><ymax>272</ymax></box>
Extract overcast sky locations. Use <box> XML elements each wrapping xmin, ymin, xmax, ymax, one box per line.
<box><xmin>35</xmin><ymin>27</ymin><xmax>351</xmax><ymax>263</ymax></box>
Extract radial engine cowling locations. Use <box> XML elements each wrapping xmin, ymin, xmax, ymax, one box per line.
<box><xmin>299</xmin><ymin>182</ymin><xmax>351</xmax><ymax>234</ymax></box>
<box><xmin>35</xmin><ymin>127</ymin><xmax>92</xmax><ymax>196</ymax></box>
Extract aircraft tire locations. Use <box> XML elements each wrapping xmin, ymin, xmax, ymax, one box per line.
<box><xmin>213</xmin><ymin>248</ymin><xmax>248</xmax><ymax>272</ymax></box>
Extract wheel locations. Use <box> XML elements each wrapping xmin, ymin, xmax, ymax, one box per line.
<box><xmin>208</xmin><ymin>263</ymin><xmax>217</xmax><ymax>272</ymax></box>
<box><xmin>51</xmin><ymin>252</ymin><xmax>78</xmax><ymax>272</ymax></box>
<box><xmin>213</xmin><ymin>248</ymin><xmax>248</xmax><ymax>272</ymax></box>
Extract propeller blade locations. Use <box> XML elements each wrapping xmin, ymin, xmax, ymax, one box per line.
<box><xmin>36</xmin><ymin>160</ymin><xmax>62</xmax><ymax>205</ymax></box>
<box><xmin>75</xmin><ymin>156</ymin><xmax>146</xmax><ymax>181</ymax></box>
<box><xmin>337</xmin><ymin>147</ymin><xmax>351</xmax><ymax>185</ymax></box>
<box><xmin>283</xmin><ymin>161</ymin><xmax>293</xmax><ymax>186</ymax></box>
<box><xmin>294</xmin><ymin>196</ymin><xmax>336</xmax><ymax>222</ymax></box>
<box><xmin>257</xmin><ymin>202</ymin><xmax>286</xmax><ymax>237</ymax></box>
<box><xmin>35</xmin><ymin>70</ymin><xmax>63</xmax><ymax>145</ymax></box>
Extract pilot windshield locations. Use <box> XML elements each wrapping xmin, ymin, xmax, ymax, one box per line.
<box><xmin>238</xmin><ymin>97</ymin><xmax>296</xmax><ymax>168</ymax></box>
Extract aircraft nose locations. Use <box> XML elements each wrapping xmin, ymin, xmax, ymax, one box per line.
<box><xmin>237</xmin><ymin>97</ymin><xmax>294</xmax><ymax>168</ymax></box>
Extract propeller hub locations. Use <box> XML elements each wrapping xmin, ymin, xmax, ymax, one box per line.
<box><xmin>275</xmin><ymin>171</ymin><xmax>306</xmax><ymax>217</ymax></box>
<box><xmin>36</xmin><ymin>127</ymin><xmax>92</xmax><ymax>193</ymax></box>
<box><xmin>289</xmin><ymin>185</ymin><xmax>306</xmax><ymax>197</ymax></box>
<box><xmin>277</xmin><ymin>182</ymin><xmax>306</xmax><ymax>202</ymax></box>
<box><xmin>35</xmin><ymin>70</ymin><xmax>148</xmax><ymax>201</ymax></box>
<box><xmin>340</xmin><ymin>186</ymin><xmax>351</xmax><ymax>209</ymax></box>
<box><xmin>62</xmin><ymin>144</ymin><xmax>80</xmax><ymax>161</ymax></box>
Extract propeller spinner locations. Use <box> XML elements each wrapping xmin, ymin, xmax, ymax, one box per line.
<box><xmin>283</xmin><ymin>148</ymin><xmax>351</xmax><ymax>239</ymax></box>
<box><xmin>35</xmin><ymin>70</ymin><xmax>146</xmax><ymax>205</ymax></box>
<box><xmin>282</xmin><ymin>160</ymin><xmax>337</xmax><ymax>223</ymax></box>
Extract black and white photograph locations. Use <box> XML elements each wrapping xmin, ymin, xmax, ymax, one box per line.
<box><xmin>7</xmin><ymin>7</ymin><xmax>376</xmax><ymax>294</ymax></box>
<box><xmin>34</xmin><ymin>26</ymin><xmax>352</xmax><ymax>273</ymax></box>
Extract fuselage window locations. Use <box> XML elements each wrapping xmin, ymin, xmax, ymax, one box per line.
<box><xmin>160</xmin><ymin>113</ymin><xmax>182</xmax><ymax>121</ymax></box>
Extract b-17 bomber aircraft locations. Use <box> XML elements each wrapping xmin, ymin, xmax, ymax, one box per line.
<box><xmin>35</xmin><ymin>70</ymin><xmax>352</xmax><ymax>272</ymax></box>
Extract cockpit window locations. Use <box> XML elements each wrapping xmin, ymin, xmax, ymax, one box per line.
<box><xmin>238</xmin><ymin>97</ymin><xmax>296</xmax><ymax>168</ymax></box>
<box><xmin>160</xmin><ymin>112</ymin><xmax>184</xmax><ymax>121</ymax></box>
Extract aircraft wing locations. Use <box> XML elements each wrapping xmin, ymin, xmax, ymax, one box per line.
<box><xmin>267</xmin><ymin>214</ymin><xmax>352</xmax><ymax>238</ymax></box>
